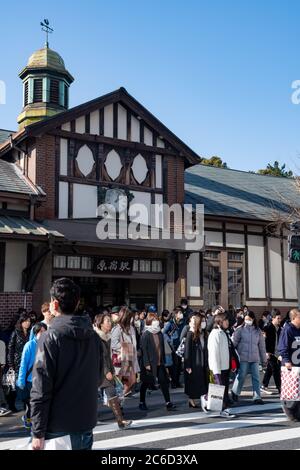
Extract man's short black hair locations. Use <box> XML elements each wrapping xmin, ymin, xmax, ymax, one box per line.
<box><xmin>181</xmin><ymin>298</ymin><xmax>188</xmax><ymax>305</ymax></box>
<box><xmin>33</xmin><ymin>322</ymin><xmax>47</xmax><ymax>335</ymax></box>
<box><xmin>271</xmin><ymin>308</ymin><xmax>281</xmax><ymax>319</ymax></box>
<box><xmin>50</xmin><ymin>278</ymin><xmax>81</xmax><ymax>315</ymax></box>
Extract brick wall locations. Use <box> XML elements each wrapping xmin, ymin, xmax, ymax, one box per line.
<box><xmin>0</xmin><ymin>293</ymin><xmax>33</xmax><ymax>328</ymax></box>
<box><xmin>32</xmin><ymin>134</ymin><xmax>57</xmax><ymax>220</ymax></box>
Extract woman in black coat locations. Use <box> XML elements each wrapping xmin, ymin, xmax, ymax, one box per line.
<box><xmin>139</xmin><ymin>313</ymin><xmax>176</xmax><ymax>411</ymax></box>
<box><xmin>184</xmin><ymin>313</ymin><xmax>209</xmax><ymax>408</ymax></box>
<box><xmin>7</xmin><ymin>312</ymin><xmax>31</xmax><ymax>411</ymax></box>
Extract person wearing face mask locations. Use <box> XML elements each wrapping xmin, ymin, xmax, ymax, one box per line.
<box><xmin>231</xmin><ymin>311</ymin><xmax>267</xmax><ymax>405</ymax></box>
<box><xmin>258</xmin><ymin>311</ymin><xmax>271</xmax><ymax>331</ymax></box>
<box><xmin>233</xmin><ymin>310</ymin><xmax>244</xmax><ymax>331</ymax></box>
<box><xmin>184</xmin><ymin>314</ymin><xmax>208</xmax><ymax>408</ymax></box>
<box><xmin>207</xmin><ymin>313</ymin><xmax>236</xmax><ymax>418</ymax></box>
<box><xmin>162</xmin><ymin>308</ymin><xmax>186</xmax><ymax>388</ymax></box>
<box><xmin>111</xmin><ymin>307</ymin><xmax>120</xmax><ymax>327</ymax></box>
<box><xmin>180</xmin><ymin>299</ymin><xmax>193</xmax><ymax>322</ymax></box>
<box><xmin>139</xmin><ymin>313</ymin><xmax>176</xmax><ymax>411</ymax></box>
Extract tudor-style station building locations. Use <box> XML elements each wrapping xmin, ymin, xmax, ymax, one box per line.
<box><xmin>0</xmin><ymin>43</ymin><xmax>199</xmax><ymax>322</ymax></box>
<box><xmin>0</xmin><ymin>42</ymin><xmax>299</xmax><ymax>326</ymax></box>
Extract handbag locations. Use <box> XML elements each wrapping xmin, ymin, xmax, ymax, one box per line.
<box><xmin>281</xmin><ymin>366</ymin><xmax>300</xmax><ymax>401</ymax></box>
<box><xmin>112</xmin><ymin>353</ymin><xmax>121</xmax><ymax>368</ymax></box>
<box><xmin>2</xmin><ymin>367</ymin><xmax>16</xmax><ymax>392</ymax></box>
<box><xmin>176</xmin><ymin>337</ymin><xmax>186</xmax><ymax>358</ymax></box>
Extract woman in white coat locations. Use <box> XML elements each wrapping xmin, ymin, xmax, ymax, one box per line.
<box><xmin>207</xmin><ymin>313</ymin><xmax>236</xmax><ymax>419</ymax></box>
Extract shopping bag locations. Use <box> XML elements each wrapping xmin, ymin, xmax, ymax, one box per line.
<box><xmin>44</xmin><ymin>435</ymin><xmax>72</xmax><ymax>450</ymax></box>
<box><xmin>206</xmin><ymin>383</ymin><xmax>225</xmax><ymax>412</ymax></box>
<box><xmin>280</xmin><ymin>367</ymin><xmax>300</xmax><ymax>401</ymax></box>
<box><xmin>176</xmin><ymin>338</ymin><xmax>186</xmax><ymax>358</ymax></box>
<box><xmin>13</xmin><ymin>435</ymin><xmax>72</xmax><ymax>450</ymax></box>
<box><xmin>114</xmin><ymin>376</ymin><xmax>125</xmax><ymax>403</ymax></box>
<box><xmin>2</xmin><ymin>367</ymin><xmax>16</xmax><ymax>392</ymax></box>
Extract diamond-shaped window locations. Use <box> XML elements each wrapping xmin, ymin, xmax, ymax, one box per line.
<box><xmin>105</xmin><ymin>150</ymin><xmax>122</xmax><ymax>180</ymax></box>
<box><xmin>76</xmin><ymin>145</ymin><xmax>94</xmax><ymax>177</ymax></box>
<box><xmin>132</xmin><ymin>154</ymin><xmax>148</xmax><ymax>184</ymax></box>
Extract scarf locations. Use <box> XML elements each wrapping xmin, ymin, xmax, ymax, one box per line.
<box><xmin>144</xmin><ymin>324</ymin><xmax>161</xmax><ymax>334</ymax></box>
<box><xmin>93</xmin><ymin>326</ymin><xmax>111</xmax><ymax>342</ymax></box>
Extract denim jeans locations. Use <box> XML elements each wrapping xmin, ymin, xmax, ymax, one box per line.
<box><xmin>44</xmin><ymin>430</ymin><xmax>93</xmax><ymax>450</ymax></box>
<box><xmin>232</xmin><ymin>361</ymin><xmax>261</xmax><ymax>400</ymax></box>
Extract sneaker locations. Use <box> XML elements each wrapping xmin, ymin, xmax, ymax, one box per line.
<box><xmin>253</xmin><ymin>398</ymin><xmax>264</xmax><ymax>405</ymax></box>
<box><xmin>0</xmin><ymin>407</ymin><xmax>12</xmax><ymax>417</ymax></box>
<box><xmin>260</xmin><ymin>386</ymin><xmax>273</xmax><ymax>395</ymax></box>
<box><xmin>231</xmin><ymin>391</ymin><xmax>239</xmax><ymax>402</ymax></box>
<box><xmin>200</xmin><ymin>395</ymin><xmax>209</xmax><ymax>413</ymax></box>
<box><xmin>139</xmin><ymin>402</ymin><xmax>148</xmax><ymax>411</ymax></box>
<box><xmin>166</xmin><ymin>402</ymin><xmax>176</xmax><ymax>411</ymax></box>
<box><xmin>220</xmin><ymin>409</ymin><xmax>236</xmax><ymax>419</ymax></box>
<box><xmin>22</xmin><ymin>415</ymin><xmax>31</xmax><ymax>430</ymax></box>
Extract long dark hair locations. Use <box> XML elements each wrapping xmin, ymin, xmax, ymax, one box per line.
<box><xmin>190</xmin><ymin>313</ymin><xmax>207</xmax><ymax>342</ymax></box>
<box><xmin>16</xmin><ymin>312</ymin><xmax>31</xmax><ymax>333</ymax></box>
<box><xmin>118</xmin><ymin>307</ymin><xmax>134</xmax><ymax>333</ymax></box>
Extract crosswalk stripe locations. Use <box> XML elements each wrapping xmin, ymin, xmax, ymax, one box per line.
<box><xmin>169</xmin><ymin>426</ymin><xmax>300</xmax><ymax>450</ymax></box>
<box><xmin>0</xmin><ymin>402</ymin><xmax>282</xmax><ymax>450</ymax></box>
<box><xmin>92</xmin><ymin>415</ymin><xmax>286</xmax><ymax>450</ymax></box>
<box><xmin>91</xmin><ymin>402</ymin><xmax>281</xmax><ymax>435</ymax></box>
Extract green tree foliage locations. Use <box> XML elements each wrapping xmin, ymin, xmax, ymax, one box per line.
<box><xmin>257</xmin><ymin>161</ymin><xmax>293</xmax><ymax>178</ymax></box>
<box><xmin>201</xmin><ymin>156</ymin><xmax>228</xmax><ymax>168</ymax></box>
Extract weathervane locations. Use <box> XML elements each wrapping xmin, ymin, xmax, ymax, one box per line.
<box><xmin>40</xmin><ymin>19</ymin><xmax>53</xmax><ymax>48</ymax></box>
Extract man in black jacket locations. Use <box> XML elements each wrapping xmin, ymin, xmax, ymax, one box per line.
<box><xmin>261</xmin><ymin>310</ymin><xmax>282</xmax><ymax>395</ymax></box>
<box><xmin>30</xmin><ymin>278</ymin><xmax>103</xmax><ymax>450</ymax></box>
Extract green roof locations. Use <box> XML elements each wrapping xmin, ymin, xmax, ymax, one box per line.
<box><xmin>185</xmin><ymin>164</ymin><xmax>300</xmax><ymax>221</ymax></box>
<box><xmin>0</xmin><ymin>216</ymin><xmax>64</xmax><ymax>238</ymax></box>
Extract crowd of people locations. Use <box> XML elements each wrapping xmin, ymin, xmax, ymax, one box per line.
<box><xmin>0</xmin><ymin>279</ymin><xmax>299</xmax><ymax>450</ymax></box>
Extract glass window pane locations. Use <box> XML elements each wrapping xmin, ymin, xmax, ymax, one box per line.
<box><xmin>67</xmin><ymin>256</ymin><xmax>81</xmax><ymax>269</ymax></box>
<box><xmin>53</xmin><ymin>255</ymin><xmax>66</xmax><ymax>269</ymax></box>
<box><xmin>140</xmin><ymin>260</ymin><xmax>151</xmax><ymax>272</ymax></box>
<box><xmin>81</xmin><ymin>257</ymin><xmax>92</xmax><ymax>270</ymax></box>
<box><xmin>228</xmin><ymin>252</ymin><xmax>243</xmax><ymax>261</ymax></box>
<box><xmin>152</xmin><ymin>260</ymin><xmax>163</xmax><ymax>273</ymax></box>
<box><xmin>133</xmin><ymin>260</ymin><xmax>139</xmax><ymax>272</ymax></box>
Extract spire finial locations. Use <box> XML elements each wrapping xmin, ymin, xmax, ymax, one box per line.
<box><xmin>40</xmin><ymin>19</ymin><xmax>53</xmax><ymax>48</ymax></box>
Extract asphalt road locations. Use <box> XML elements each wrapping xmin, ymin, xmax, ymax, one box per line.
<box><xmin>1</xmin><ymin>377</ymin><xmax>299</xmax><ymax>450</ymax></box>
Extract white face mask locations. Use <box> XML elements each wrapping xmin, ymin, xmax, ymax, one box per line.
<box><xmin>201</xmin><ymin>321</ymin><xmax>207</xmax><ymax>330</ymax></box>
<box><xmin>152</xmin><ymin>320</ymin><xmax>160</xmax><ymax>328</ymax></box>
<box><xmin>245</xmin><ymin>319</ymin><xmax>253</xmax><ymax>326</ymax></box>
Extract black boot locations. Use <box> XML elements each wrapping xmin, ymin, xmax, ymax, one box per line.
<box><xmin>108</xmin><ymin>396</ymin><xmax>132</xmax><ymax>429</ymax></box>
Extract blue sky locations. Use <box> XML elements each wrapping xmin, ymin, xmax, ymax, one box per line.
<box><xmin>0</xmin><ymin>0</ymin><xmax>300</xmax><ymax>172</ymax></box>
